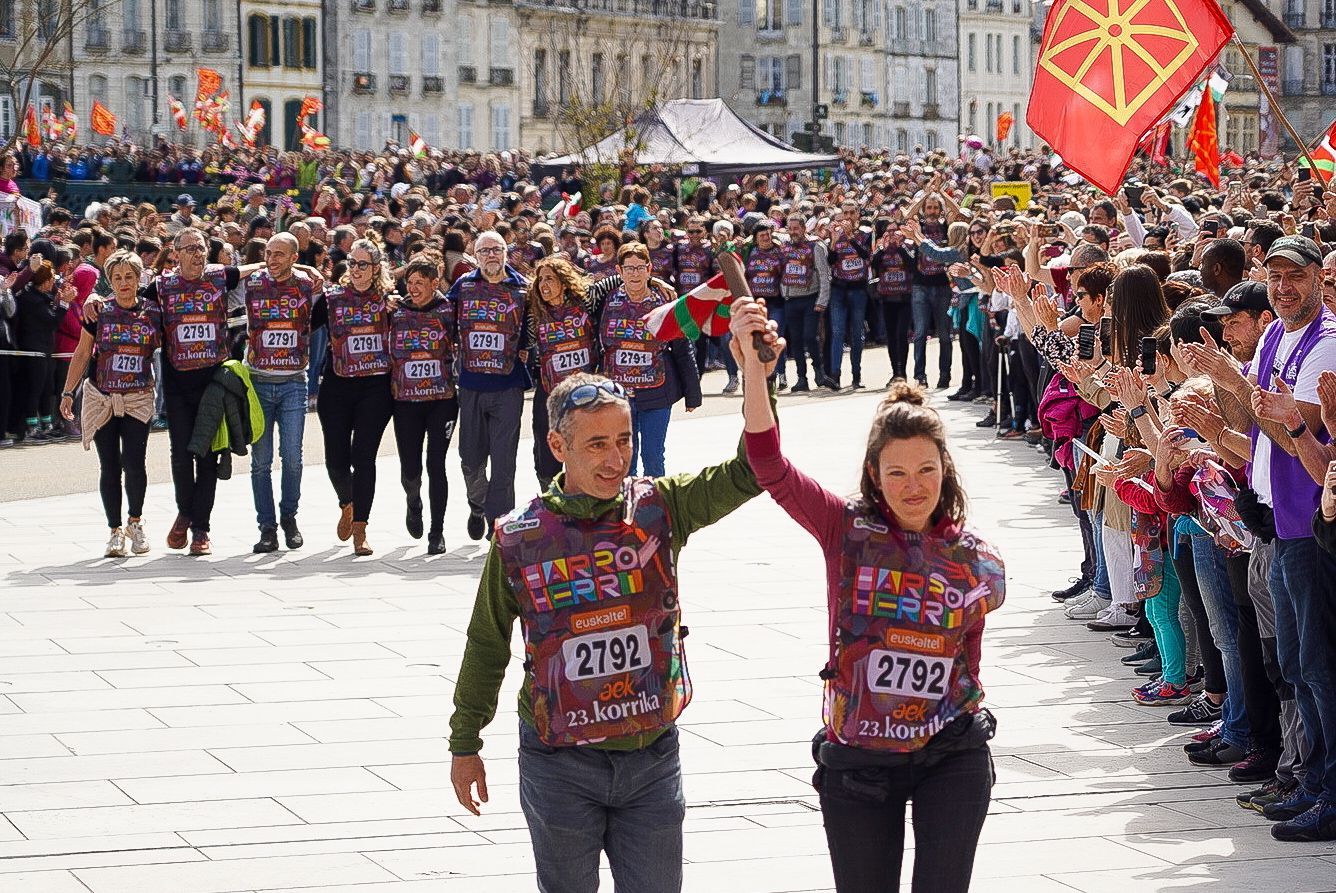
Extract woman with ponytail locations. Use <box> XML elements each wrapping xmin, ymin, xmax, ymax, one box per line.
<box><xmin>730</xmin><ymin>296</ymin><xmax>1006</xmax><ymax>893</ymax></box>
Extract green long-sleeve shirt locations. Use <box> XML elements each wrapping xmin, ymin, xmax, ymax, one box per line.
<box><xmin>448</xmin><ymin>436</ymin><xmax>761</xmax><ymax>755</ymax></box>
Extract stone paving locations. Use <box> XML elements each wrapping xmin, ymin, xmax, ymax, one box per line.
<box><xmin>2</xmin><ymin>372</ymin><xmax>1336</xmax><ymax>892</ymax></box>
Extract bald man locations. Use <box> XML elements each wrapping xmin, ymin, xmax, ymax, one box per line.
<box><xmin>244</xmin><ymin>233</ymin><xmax>322</xmax><ymax>553</ymax></box>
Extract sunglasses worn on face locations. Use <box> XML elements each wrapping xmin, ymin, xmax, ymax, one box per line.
<box><xmin>561</xmin><ymin>381</ymin><xmax>627</xmax><ymax>412</ymax></box>
<box><xmin>348</xmin><ymin>259</ymin><xmax>374</xmax><ymax>269</ymax></box>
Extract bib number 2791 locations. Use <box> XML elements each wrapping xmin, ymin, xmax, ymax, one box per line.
<box><xmin>561</xmin><ymin>625</ymin><xmax>650</xmax><ymax>681</ymax></box>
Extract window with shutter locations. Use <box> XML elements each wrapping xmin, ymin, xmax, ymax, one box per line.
<box><xmin>786</xmin><ymin>0</ymin><xmax>802</xmax><ymax>25</ymax></box>
<box><xmin>458</xmin><ymin>104</ymin><xmax>474</xmax><ymax>148</ymax></box>
<box><xmin>786</xmin><ymin>54</ymin><xmax>801</xmax><ymax>91</ymax></box>
<box><xmin>354</xmin><ymin>29</ymin><xmax>370</xmax><ymax>70</ymax></box>
<box><xmin>0</xmin><ymin>96</ymin><xmax>13</xmax><ymax>140</ymax></box>
<box><xmin>302</xmin><ymin>18</ymin><xmax>317</xmax><ymax>69</ymax></box>
<box><xmin>283</xmin><ymin>17</ymin><xmax>298</xmax><ymax>68</ymax></box>
<box><xmin>488</xmin><ymin>17</ymin><xmax>509</xmax><ymax>67</ymax></box>
<box><xmin>390</xmin><ymin>32</ymin><xmax>407</xmax><ymax>74</ymax></box>
<box><xmin>592</xmin><ymin>53</ymin><xmax>605</xmax><ymax>102</ymax></box>
<box><xmin>355</xmin><ymin>112</ymin><xmax>370</xmax><ymax>148</ymax></box>
<box><xmin>424</xmin><ymin>113</ymin><xmax>439</xmax><ymax>146</ymax></box>
<box><xmin>861</xmin><ymin>57</ymin><xmax>873</xmax><ymax>91</ymax></box>
<box><xmin>739</xmin><ymin>0</ymin><xmax>753</xmax><ymax>27</ymax></box>
<box><xmin>456</xmin><ymin>15</ymin><xmax>474</xmax><ymax>65</ymax></box>
<box><xmin>740</xmin><ymin>54</ymin><xmax>755</xmax><ymax>90</ymax></box>
<box><xmin>422</xmin><ymin>34</ymin><xmax>440</xmax><ymax>77</ymax></box>
<box><xmin>822</xmin><ymin>0</ymin><xmax>835</xmax><ymax>25</ymax></box>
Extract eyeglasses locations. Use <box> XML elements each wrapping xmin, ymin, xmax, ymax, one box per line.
<box><xmin>348</xmin><ymin>259</ymin><xmax>375</xmax><ymax>269</ymax></box>
<box><xmin>178</xmin><ymin>245</ymin><xmax>206</xmax><ymax>254</ymax></box>
<box><xmin>561</xmin><ymin>380</ymin><xmax>627</xmax><ymax>412</ymax></box>
<box><xmin>969</xmin><ymin>229</ymin><xmax>987</xmax><ymax>235</ymax></box>
<box><xmin>1074</xmin><ymin>290</ymin><xmax>1091</xmax><ymax>299</ymax></box>
<box><xmin>475</xmin><ymin>246</ymin><xmax>505</xmax><ymax>256</ymax></box>
<box><xmin>619</xmin><ymin>264</ymin><xmax>649</xmax><ymax>273</ymax></box>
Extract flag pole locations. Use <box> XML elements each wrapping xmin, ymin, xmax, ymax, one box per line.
<box><xmin>1229</xmin><ymin>35</ymin><xmax>1323</xmax><ymax>177</ymax></box>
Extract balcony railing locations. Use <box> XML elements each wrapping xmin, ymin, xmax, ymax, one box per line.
<box><xmin>388</xmin><ymin>74</ymin><xmax>410</xmax><ymax>94</ymax></box>
<box><xmin>756</xmin><ymin>89</ymin><xmax>786</xmax><ymax>106</ymax></box>
<box><xmin>351</xmin><ymin>0</ymin><xmax>375</xmax><ymax>11</ymax></box>
<box><xmin>520</xmin><ymin>0</ymin><xmax>717</xmax><ymax>19</ymax></box>
<box><xmin>922</xmin><ymin>102</ymin><xmax>940</xmax><ymax>119</ymax></box>
<box><xmin>122</xmin><ymin>29</ymin><xmax>146</xmax><ymax>53</ymax></box>
<box><xmin>202</xmin><ymin>30</ymin><xmax>229</xmax><ymax>52</ymax></box>
<box><xmin>985</xmin><ymin>0</ymin><xmax>1003</xmax><ymax>10</ymax></box>
<box><xmin>84</xmin><ymin>26</ymin><xmax>109</xmax><ymax>51</ymax></box>
<box><xmin>859</xmin><ymin>31</ymin><xmax>875</xmax><ymax>46</ymax></box>
<box><xmin>892</xmin><ymin>100</ymin><xmax>910</xmax><ymax>116</ymax></box>
<box><xmin>351</xmin><ymin>72</ymin><xmax>377</xmax><ymax>93</ymax></box>
<box><xmin>388</xmin><ymin>0</ymin><xmax>409</xmax><ymax>11</ymax></box>
<box><xmin>164</xmin><ymin>29</ymin><xmax>191</xmax><ymax>52</ymax></box>
<box><xmin>1283</xmin><ymin>10</ymin><xmax>1305</xmax><ymax>26</ymax></box>
<box><xmin>422</xmin><ymin>75</ymin><xmax>443</xmax><ymax>93</ymax></box>
<box><xmin>489</xmin><ymin>67</ymin><xmax>514</xmax><ymax>86</ymax></box>
<box><xmin>1283</xmin><ymin>78</ymin><xmax>1305</xmax><ymax>95</ymax></box>
<box><xmin>458</xmin><ymin>65</ymin><xmax>477</xmax><ymax>83</ymax></box>
<box><xmin>889</xmin><ymin>37</ymin><xmax>921</xmax><ymax>54</ymax></box>
<box><xmin>830</xmin><ymin>25</ymin><xmax>847</xmax><ymax>42</ymax></box>
<box><xmin>1323</xmin><ymin>11</ymin><xmax>1336</xmax><ymax>26</ymax></box>
<box><xmin>860</xmin><ymin>90</ymin><xmax>878</xmax><ymax>107</ymax></box>
<box><xmin>422</xmin><ymin>0</ymin><xmax>443</xmax><ymax>11</ymax></box>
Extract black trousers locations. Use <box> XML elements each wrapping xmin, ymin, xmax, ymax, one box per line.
<box><xmin>959</xmin><ymin>329</ymin><xmax>981</xmax><ymax>391</ymax></box>
<box><xmin>880</xmin><ymin>299</ymin><xmax>912</xmax><ymax>380</ymax></box>
<box><xmin>0</xmin><ymin>354</ymin><xmax>13</xmax><ymax>436</ymax></box>
<box><xmin>164</xmin><ymin>376</ymin><xmax>221</xmax><ymax>534</ymax></box>
<box><xmin>392</xmin><ymin>396</ymin><xmax>459</xmax><ymax>536</ymax></box>
<box><xmin>93</xmin><ymin>415</ymin><xmax>150</xmax><ymax>528</ymax></box>
<box><xmin>816</xmin><ymin>744</ymin><xmax>993</xmax><ymax>893</ymax></box>
<box><xmin>1226</xmin><ymin>552</ymin><xmax>1282</xmax><ymax>752</ymax></box>
<box><xmin>784</xmin><ymin>294</ymin><xmax>823</xmax><ymax>384</ymax></box>
<box><xmin>318</xmin><ymin>372</ymin><xmax>392</xmax><ymax>523</ymax></box>
<box><xmin>16</xmin><ymin>354</ymin><xmax>50</xmax><ymax>422</ymax></box>
<box><xmin>531</xmin><ymin>385</ymin><xmax>562</xmax><ymax>490</ymax></box>
<box><xmin>1173</xmin><ymin>547</ymin><xmax>1226</xmax><ymax>694</ymax></box>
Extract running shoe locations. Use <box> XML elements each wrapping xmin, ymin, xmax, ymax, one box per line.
<box><xmin>1111</xmin><ymin>626</ymin><xmax>1155</xmax><ymax>646</ymax></box>
<box><xmin>125</xmin><ymin>519</ymin><xmax>150</xmax><ymax>555</ymax></box>
<box><xmin>189</xmin><ymin>532</ymin><xmax>212</xmax><ymax>557</ymax></box>
<box><xmin>1134</xmin><ymin>681</ymin><xmax>1194</xmax><ymax>706</ymax></box>
<box><xmin>1188</xmin><ymin>739</ymin><xmax>1247</xmax><ymax>766</ymax></box>
<box><xmin>104</xmin><ymin>528</ymin><xmax>126</xmax><ymax>558</ymax></box>
<box><xmin>722</xmin><ymin>376</ymin><xmax>740</xmax><ymax>395</ymax></box>
<box><xmin>1087</xmin><ymin>602</ymin><xmax>1138</xmax><ymax>631</ymax></box>
<box><xmin>166</xmin><ymin>512</ymin><xmax>190</xmax><ymax>549</ymax></box>
<box><xmin>1241</xmin><ymin>778</ymin><xmax>1297</xmax><ymax>813</ymax></box>
<box><xmin>1120</xmin><ymin>641</ymin><xmax>1159</xmax><ymax>665</ymax></box>
<box><xmin>1271</xmin><ymin>800</ymin><xmax>1336</xmax><ymax>841</ymax></box>
<box><xmin>1263</xmin><ymin>785</ymin><xmax>1320</xmax><ymax>822</ymax></box>
<box><xmin>1051</xmin><ymin>575</ymin><xmax>1091</xmax><ymax>602</ymax></box>
<box><xmin>1134</xmin><ymin>657</ymin><xmax>1163</xmax><ymax>677</ymax></box>
<box><xmin>1065</xmin><ymin>594</ymin><xmax>1111</xmax><ymax>620</ymax></box>
<box><xmin>1132</xmin><ymin>677</ymin><xmax>1164</xmax><ymax>698</ymax></box>
<box><xmin>467</xmin><ymin>511</ymin><xmax>486</xmax><ymax>541</ymax></box>
<box><xmin>1167</xmin><ymin>693</ymin><xmax>1223</xmax><ymax>726</ymax></box>
<box><xmin>281</xmin><ymin>517</ymin><xmax>303</xmax><ymax>550</ymax></box>
<box><xmin>1230</xmin><ymin>749</ymin><xmax>1281</xmax><ymax>784</ymax></box>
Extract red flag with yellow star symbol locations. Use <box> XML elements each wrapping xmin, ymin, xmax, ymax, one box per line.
<box><xmin>1027</xmin><ymin>0</ymin><xmax>1233</xmax><ymax>194</ymax></box>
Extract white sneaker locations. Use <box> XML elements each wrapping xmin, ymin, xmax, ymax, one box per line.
<box><xmin>1087</xmin><ymin>602</ymin><xmax>1139</xmax><ymax>631</ymax></box>
<box><xmin>126</xmin><ymin>519</ymin><xmax>150</xmax><ymax>555</ymax></box>
<box><xmin>1062</xmin><ymin>590</ymin><xmax>1097</xmax><ymax>615</ymax></box>
<box><xmin>104</xmin><ymin>528</ymin><xmax>127</xmax><ymax>558</ymax></box>
<box><xmin>1066</xmin><ymin>594</ymin><xmax>1111</xmax><ymax>620</ymax></box>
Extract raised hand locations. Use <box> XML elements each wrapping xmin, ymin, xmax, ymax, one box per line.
<box><xmin>1251</xmin><ymin>377</ymin><xmax>1303</xmax><ymax>429</ymax></box>
<box><xmin>1317</xmin><ymin>369</ymin><xmax>1336</xmax><ymax>434</ymax></box>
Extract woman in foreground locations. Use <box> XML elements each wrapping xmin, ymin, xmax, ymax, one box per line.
<box><xmin>730</xmin><ymin>297</ymin><xmax>1006</xmax><ymax>893</ymax></box>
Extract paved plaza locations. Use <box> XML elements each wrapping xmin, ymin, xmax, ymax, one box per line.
<box><xmin>2</xmin><ymin>364</ymin><xmax>1336</xmax><ymax>892</ymax></box>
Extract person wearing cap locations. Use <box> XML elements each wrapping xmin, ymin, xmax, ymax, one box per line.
<box><xmin>241</xmin><ymin>184</ymin><xmax>269</xmax><ymax>226</ymax></box>
<box><xmin>1189</xmin><ymin>235</ymin><xmax>1336</xmax><ymax>840</ymax></box>
<box><xmin>167</xmin><ymin>195</ymin><xmax>198</xmax><ymax>235</ymax></box>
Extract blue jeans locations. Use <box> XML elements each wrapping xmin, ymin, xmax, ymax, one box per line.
<box><xmin>519</xmin><ymin>721</ymin><xmax>685</xmax><ymax>893</ymax></box>
<box><xmin>1192</xmin><ymin>534</ymin><xmax>1250</xmax><ymax>751</ymax></box>
<box><xmin>630</xmin><ymin>403</ymin><xmax>671</xmax><ymax>477</ymax></box>
<box><xmin>829</xmin><ymin>281</ymin><xmax>868</xmax><ymax>383</ymax></box>
<box><xmin>307</xmin><ymin>327</ymin><xmax>329</xmax><ymax>399</ymax></box>
<box><xmin>1270</xmin><ymin>536</ymin><xmax>1336</xmax><ymax>799</ymax></box>
<box><xmin>251</xmin><ymin>377</ymin><xmax>307</xmax><ymax>528</ymax></box>
<box><xmin>1091</xmin><ymin>511</ymin><xmax>1110</xmax><ymax>599</ymax></box>
<box><xmin>911</xmin><ymin>283</ymin><xmax>952</xmax><ymax>383</ymax></box>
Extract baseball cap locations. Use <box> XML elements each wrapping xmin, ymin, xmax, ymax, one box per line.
<box><xmin>1203</xmin><ymin>280</ymin><xmax>1270</xmax><ymax>317</ymax></box>
<box><xmin>176</xmin><ymin>194</ymin><xmax>196</xmax><ymax>206</ymax></box>
<box><xmin>1264</xmin><ymin>235</ymin><xmax>1323</xmax><ymax>267</ymax></box>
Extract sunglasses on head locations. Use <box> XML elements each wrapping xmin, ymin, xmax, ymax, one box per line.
<box><xmin>561</xmin><ymin>381</ymin><xmax>627</xmax><ymax>412</ymax></box>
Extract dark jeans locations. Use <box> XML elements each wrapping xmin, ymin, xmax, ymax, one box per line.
<box><xmin>829</xmin><ymin>280</ymin><xmax>868</xmax><ymax>384</ymax></box>
<box><xmin>16</xmin><ymin>354</ymin><xmax>50</xmax><ymax>422</ymax></box>
<box><xmin>1226</xmin><ymin>552</ymin><xmax>1281</xmax><ymax>753</ymax></box>
<box><xmin>0</xmin><ymin>354</ymin><xmax>12</xmax><ymax>436</ymax></box>
<box><xmin>164</xmin><ymin>375</ymin><xmax>221</xmax><ymax>534</ymax></box>
<box><xmin>1270</xmin><ymin>536</ymin><xmax>1336</xmax><ymax>799</ymax></box>
<box><xmin>1173</xmin><ymin>547</ymin><xmax>1226</xmax><ymax>695</ymax></box>
<box><xmin>518</xmin><ymin>722</ymin><xmax>685</xmax><ymax>893</ymax></box>
<box><xmin>784</xmin><ymin>293</ymin><xmax>822</xmax><ymax>384</ymax></box>
<box><xmin>879</xmin><ymin>299</ymin><xmax>912</xmax><ymax>380</ymax></box>
<box><xmin>458</xmin><ymin>386</ymin><xmax>524</xmax><ymax>524</ymax></box>
<box><xmin>531</xmin><ymin>385</ymin><xmax>562</xmax><ymax>489</ymax></box>
<box><xmin>317</xmin><ymin>372</ymin><xmax>393</xmax><ymax>523</ymax></box>
<box><xmin>92</xmin><ymin>414</ymin><xmax>150</xmax><ymax>528</ymax></box>
<box><xmin>911</xmin><ymin>283</ymin><xmax>952</xmax><ymax>383</ymax></box>
<box><xmin>392</xmin><ymin>397</ymin><xmax>459</xmax><ymax>536</ymax></box>
<box><xmin>816</xmin><ymin>744</ymin><xmax>993</xmax><ymax>893</ymax></box>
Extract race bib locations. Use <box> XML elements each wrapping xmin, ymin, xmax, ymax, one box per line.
<box><xmin>111</xmin><ymin>354</ymin><xmax>143</xmax><ymax>374</ymax></box>
<box><xmin>885</xmin><ymin>270</ymin><xmax>906</xmax><ymax>283</ymax></box>
<box><xmin>616</xmin><ymin>348</ymin><xmax>652</xmax><ymax>368</ymax></box>
<box><xmin>841</xmin><ymin>258</ymin><xmax>863</xmax><ymax>273</ymax></box>
<box><xmin>349</xmin><ymin>333</ymin><xmax>383</xmax><ymax>354</ymax></box>
<box><xmin>261</xmin><ymin>328</ymin><xmax>298</xmax><ymax>349</ymax></box>
<box><xmin>553</xmin><ymin>347</ymin><xmax>590</xmax><ymax>372</ymax></box>
<box><xmin>469</xmin><ymin>330</ymin><xmax>505</xmax><ymax>352</ymax></box>
<box><xmin>680</xmin><ymin>272</ymin><xmax>701</xmax><ymax>288</ymax></box>
<box><xmin>865</xmin><ymin>649</ymin><xmax>952</xmax><ymax>701</ymax></box>
<box><xmin>785</xmin><ymin>261</ymin><xmax>806</xmax><ymax>277</ymax></box>
<box><xmin>561</xmin><ymin>625</ymin><xmax>651</xmax><ymax>681</ymax></box>
<box><xmin>405</xmin><ymin>359</ymin><xmax>441</xmax><ymax>380</ymax></box>
<box><xmin>177</xmin><ymin>322</ymin><xmax>216</xmax><ymax>343</ymax></box>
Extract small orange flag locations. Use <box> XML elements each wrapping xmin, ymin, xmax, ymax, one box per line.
<box><xmin>196</xmin><ymin>67</ymin><xmax>222</xmax><ymax>102</ymax></box>
<box><xmin>90</xmin><ymin>100</ymin><xmax>117</xmax><ymax>136</ymax></box>
<box><xmin>995</xmin><ymin>112</ymin><xmax>1014</xmax><ymax>143</ymax></box>
<box><xmin>1188</xmin><ymin>88</ymin><xmax>1220</xmax><ymax>189</ymax></box>
<box><xmin>23</xmin><ymin>106</ymin><xmax>40</xmax><ymax>147</ymax></box>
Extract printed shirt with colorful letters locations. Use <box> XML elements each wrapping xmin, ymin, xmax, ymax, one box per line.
<box><xmin>244</xmin><ymin>270</ymin><xmax>318</xmax><ymax>374</ymax></box>
<box><xmin>389</xmin><ymin>294</ymin><xmax>457</xmax><ymax>401</ymax></box>
<box><xmin>745</xmin><ymin>425</ymin><xmax>1005</xmax><ymax>752</ymax></box>
<box><xmin>447</xmin><ymin>266</ymin><xmax>528</xmax><ymax>385</ymax></box>
<box><xmin>447</xmin><ymin>435</ymin><xmax>762</xmax><ymax>754</ymax></box>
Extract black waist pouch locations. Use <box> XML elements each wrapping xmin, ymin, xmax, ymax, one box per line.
<box><xmin>812</xmin><ymin>708</ymin><xmax>997</xmax><ymax>772</ymax></box>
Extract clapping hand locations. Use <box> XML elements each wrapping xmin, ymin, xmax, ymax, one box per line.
<box><xmin>1251</xmin><ymin>377</ymin><xmax>1303</xmax><ymax>430</ymax></box>
<box><xmin>1179</xmin><ymin>327</ymin><xmax>1243</xmax><ymax>389</ymax></box>
<box><xmin>1322</xmin><ymin>460</ymin><xmax>1336</xmax><ymax>522</ymax></box>
<box><xmin>1107</xmin><ymin>365</ymin><xmax>1148</xmax><ymax>409</ymax></box>
<box><xmin>1317</xmin><ymin>369</ymin><xmax>1336</xmax><ymax>435</ymax></box>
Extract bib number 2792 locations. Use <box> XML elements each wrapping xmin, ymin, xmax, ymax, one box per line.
<box><xmin>865</xmin><ymin>649</ymin><xmax>951</xmax><ymax>700</ymax></box>
<box><xmin>561</xmin><ymin>625</ymin><xmax>650</xmax><ymax>681</ymax></box>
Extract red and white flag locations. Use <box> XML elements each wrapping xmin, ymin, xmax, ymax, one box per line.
<box><xmin>642</xmin><ymin>273</ymin><xmax>735</xmax><ymax>341</ymax></box>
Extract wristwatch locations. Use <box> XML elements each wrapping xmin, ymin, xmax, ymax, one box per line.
<box><xmin>61</xmin><ymin>391</ymin><xmax>74</xmax><ymax>399</ymax></box>
<box><xmin>1129</xmin><ymin>405</ymin><xmax>1148</xmax><ymax>419</ymax></box>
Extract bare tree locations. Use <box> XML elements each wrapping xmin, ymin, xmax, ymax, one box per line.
<box><xmin>519</xmin><ymin>0</ymin><xmax>716</xmax><ymax>180</ymax></box>
<box><xmin>0</xmin><ymin>0</ymin><xmax>125</xmax><ymax>152</ymax></box>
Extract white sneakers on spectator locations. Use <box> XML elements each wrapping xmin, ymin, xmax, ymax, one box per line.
<box><xmin>1087</xmin><ymin>602</ymin><xmax>1139</xmax><ymax>631</ymax></box>
<box><xmin>1064</xmin><ymin>591</ymin><xmax>1111</xmax><ymax>620</ymax></box>
<box><xmin>104</xmin><ymin>528</ymin><xmax>127</xmax><ymax>558</ymax></box>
